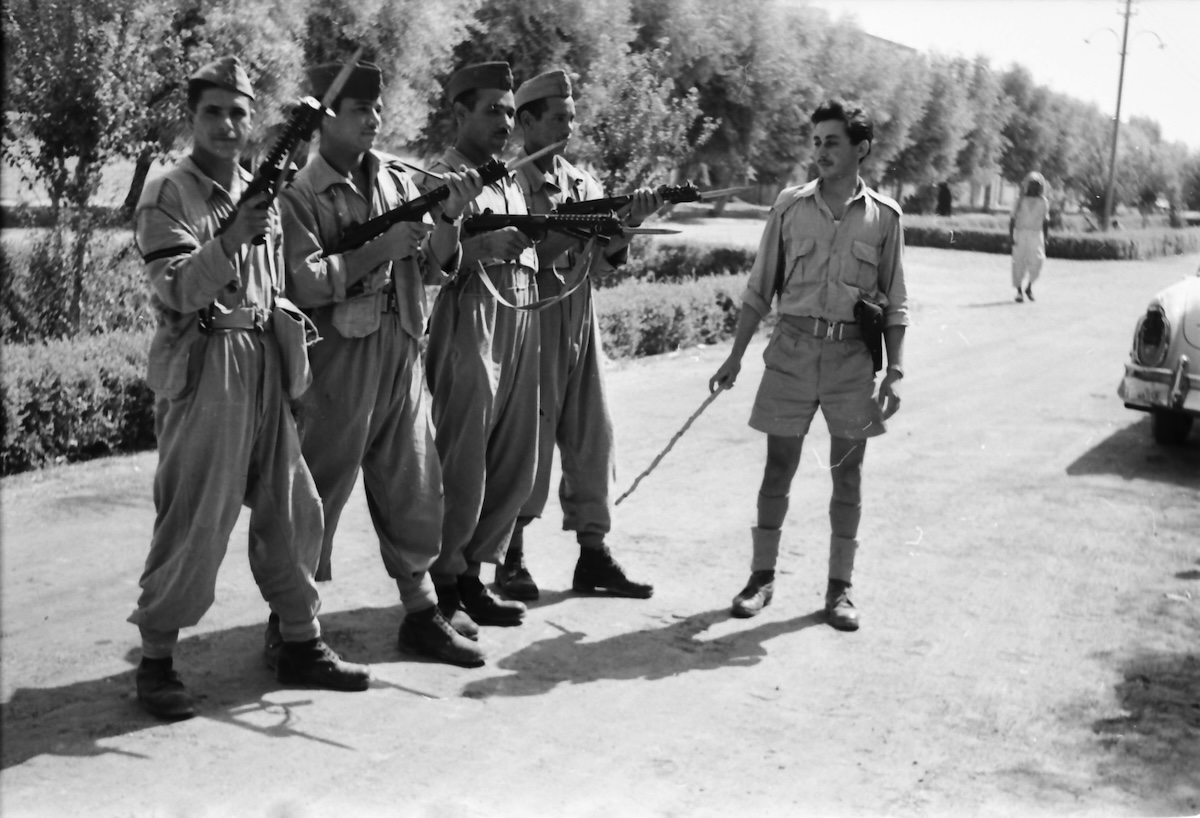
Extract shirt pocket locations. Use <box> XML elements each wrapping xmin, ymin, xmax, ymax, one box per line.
<box><xmin>783</xmin><ymin>236</ymin><xmax>817</xmax><ymax>287</ymax></box>
<box><xmin>848</xmin><ymin>240</ymin><xmax>879</xmax><ymax>289</ymax></box>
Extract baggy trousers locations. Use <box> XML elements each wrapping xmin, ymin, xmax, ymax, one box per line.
<box><xmin>299</xmin><ymin>309</ymin><xmax>442</xmax><ymax>610</ymax></box>
<box><xmin>129</xmin><ymin>332</ymin><xmax>323</xmax><ymax>644</ymax></box>
<box><xmin>425</xmin><ymin>267</ymin><xmax>540</xmax><ymax>575</ymax></box>
<box><xmin>519</xmin><ymin>272</ymin><xmax>614</xmax><ymax>536</ymax></box>
<box><xmin>1011</xmin><ymin>228</ymin><xmax>1045</xmax><ymax>288</ymax></box>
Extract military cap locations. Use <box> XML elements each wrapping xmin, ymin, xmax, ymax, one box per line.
<box><xmin>514</xmin><ymin>69</ymin><xmax>572</xmax><ymax>111</ymax></box>
<box><xmin>445</xmin><ymin>61</ymin><xmax>514</xmax><ymax>103</ymax></box>
<box><xmin>307</xmin><ymin>61</ymin><xmax>383</xmax><ymax>104</ymax></box>
<box><xmin>188</xmin><ymin>56</ymin><xmax>255</xmax><ymax>100</ymax></box>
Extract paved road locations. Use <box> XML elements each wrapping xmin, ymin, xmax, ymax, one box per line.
<box><xmin>2</xmin><ymin>247</ymin><xmax>1197</xmax><ymax>817</ymax></box>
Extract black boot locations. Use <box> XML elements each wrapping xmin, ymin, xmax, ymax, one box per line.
<box><xmin>263</xmin><ymin>612</ymin><xmax>283</xmax><ymax>671</ymax></box>
<box><xmin>436</xmin><ymin>579</ymin><xmax>480</xmax><ymax>640</ymax></box>
<box><xmin>276</xmin><ymin>639</ymin><xmax>371</xmax><ymax>691</ymax></box>
<box><xmin>458</xmin><ymin>574</ymin><xmax>526</xmax><ymax>626</ymax></box>
<box><xmin>495</xmin><ymin>545</ymin><xmax>539</xmax><ymax>601</ymax></box>
<box><xmin>398</xmin><ymin>606</ymin><xmax>486</xmax><ymax>668</ymax></box>
<box><xmin>731</xmin><ymin>570</ymin><xmax>775</xmax><ymax>618</ymax></box>
<box><xmin>136</xmin><ymin>657</ymin><xmax>196</xmax><ymax>721</ymax></box>
<box><xmin>572</xmin><ymin>546</ymin><xmax>653</xmax><ymax>599</ymax></box>
<box><xmin>825</xmin><ymin>579</ymin><xmax>860</xmax><ymax>632</ymax></box>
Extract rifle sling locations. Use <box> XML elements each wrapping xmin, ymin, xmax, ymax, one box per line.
<box><xmin>470</xmin><ymin>237</ymin><xmax>599</xmax><ymax>313</ymax></box>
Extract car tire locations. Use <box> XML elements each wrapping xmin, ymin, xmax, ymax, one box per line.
<box><xmin>1150</xmin><ymin>410</ymin><xmax>1194</xmax><ymax>445</ymax></box>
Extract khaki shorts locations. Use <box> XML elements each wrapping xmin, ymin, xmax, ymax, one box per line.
<box><xmin>749</xmin><ymin>319</ymin><xmax>886</xmax><ymax>439</ymax></box>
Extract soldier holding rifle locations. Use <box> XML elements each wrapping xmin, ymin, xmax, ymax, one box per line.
<box><xmin>278</xmin><ymin>60</ymin><xmax>487</xmax><ymax>668</ymax></box>
<box><xmin>498</xmin><ymin>68</ymin><xmax>661</xmax><ymax>601</ymax></box>
<box><xmin>418</xmin><ymin>62</ymin><xmax>540</xmax><ymax>646</ymax></box>
<box><xmin>128</xmin><ymin>57</ymin><xmax>369</xmax><ymax>721</ymax></box>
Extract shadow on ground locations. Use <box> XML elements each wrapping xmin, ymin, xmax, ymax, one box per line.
<box><xmin>461</xmin><ymin>607</ymin><xmax>826</xmax><ymax>699</ymax></box>
<box><xmin>0</xmin><ymin>606</ymin><xmax>404</xmax><ymax>770</ymax></box>
<box><xmin>1066</xmin><ymin>416</ymin><xmax>1199</xmax><ymax>486</ymax></box>
<box><xmin>1092</xmin><ymin>651</ymin><xmax>1200</xmax><ymax>816</ymax></box>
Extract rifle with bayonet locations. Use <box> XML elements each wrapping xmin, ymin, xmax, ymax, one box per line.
<box><xmin>224</xmin><ymin>48</ymin><xmax>364</xmax><ymax>245</ymax></box>
<box><xmin>554</xmin><ymin>183</ymin><xmax>748</xmax><ymax>216</ymax></box>
<box><xmin>331</xmin><ymin>140</ymin><xmax>567</xmax><ymax>254</ymax></box>
<box><xmin>463</xmin><ymin>211</ymin><xmax>679</xmax><ymax>242</ymax></box>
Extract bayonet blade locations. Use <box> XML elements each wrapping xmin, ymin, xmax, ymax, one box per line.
<box><xmin>696</xmin><ymin>185</ymin><xmax>752</xmax><ymax>200</ymax></box>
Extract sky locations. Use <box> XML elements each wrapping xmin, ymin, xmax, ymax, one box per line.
<box><xmin>794</xmin><ymin>0</ymin><xmax>1200</xmax><ymax>151</ymax></box>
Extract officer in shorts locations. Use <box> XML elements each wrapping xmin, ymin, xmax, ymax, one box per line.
<box><xmin>709</xmin><ymin>99</ymin><xmax>908</xmax><ymax>631</ymax></box>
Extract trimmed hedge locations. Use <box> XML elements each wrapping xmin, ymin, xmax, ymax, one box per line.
<box><xmin>594</xmin><ymin>273</ymin><xmax>748</xmax><ymax>359</ymax></box>
<box><xmin>903</xmin><ymin>224</ymin><xmax>1200</xmax><ymax>260</ymax></box>
<box><xmin>2</xmin><ymin>329</ymin><xmax>155</xmax><ymax>474</ymax></box>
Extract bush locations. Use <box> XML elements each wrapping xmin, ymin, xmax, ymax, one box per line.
<box><xmin>1</xmin><ymin>329</ymin><xmax>155</xmax><ymax>475</ymax></box>
<box><xmin>902</xmin><ymin>224</ymin><xmax>1200</xmax><ymax>260</ymax></box>
<box><xmin>605</xmin><ymin>241</ymin><xmax>757</xmax><ymax>287</ymax></box>
<box><xmin>1</xmin><ymin>226</ymin><xmax>151</xmax><ymax>342</ymax></box>
<box><xmin>594</xmin><ymin>274</ymin><xmax>748</xmax><ymax>359</ymax></box>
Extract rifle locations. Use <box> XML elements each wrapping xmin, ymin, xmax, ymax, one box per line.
<box><xmin>462</xmin><ymin>211</ymin><xmax>678</xmax><ymax>242</ymax></box>
<box><xmin>331</xmin><ymin>140</ymin><xmax>567</xmax><ymax>254</ymax></box>
<box><xmin>555</xmin><ymin>183</ymin><xmax>748</xmax><ymax>216</ymax></box>
<box><xmin>223</xmin><ymin>48</ymin><xmax>364</xmax><ymax>244</ymax></box>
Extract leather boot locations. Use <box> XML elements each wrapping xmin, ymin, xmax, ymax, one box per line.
<box><xmin>731</xmin><ymin>570</ymin><xmax>775</xmax><ymax>618</ymax></box>
<box><xmin>136</xmin><ymin>657</ymin><xmax>196</xmax><ymax>720</ymax></box>
<box><xmin>495</xmin><ymin>546</ymin><xmax>539</xmax><ymax>601</ymax></box>
<box><xmin>398</xmin><ymin>605</ymin><xmax>486</xmax><ymax>668</ymax></box>
<box><xmin>435</xmin><ymin>580</ymin><xmax>480</xmax><ymax>641</ymax></box>
<box><xmin>263</xmin><ymin>612</ymin><xmax>283</xmax><ymax>671</ymax></box>
<box><xmin>572</xmin><ymin>546</ymin><xmax>653</xmax><ymax>598</ymax></box>
<box><xmin>825</xmin><ymin>579</ymin><xmax>860</xmax><ymax>631</ymax></box>
<box><xmin>276</xmin><ymin>639</ymin><xmax>371</xmax><ymax>691</ymax></box>
<box><xmin>458</xmin><ymin>575</ymin><xmax>526</xmax><ymax>626</ymax></box>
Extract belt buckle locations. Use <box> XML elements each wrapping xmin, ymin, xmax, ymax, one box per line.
<box><xmin>824</xmin><ymin>320</ymin><xmax>836</xmax><ymax>341</ymax></box>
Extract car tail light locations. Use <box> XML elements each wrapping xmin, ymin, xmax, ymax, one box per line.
<box><xmin>1134</xmin><ymin>307</ymin><xmax>1169</xmax><ymax>366</ymax></box>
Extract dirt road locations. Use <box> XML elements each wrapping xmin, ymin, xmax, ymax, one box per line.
<box><xmin>2</xmin><ymin>246</ymin><xmax>1198</xmax><ymax>817</ymax></box>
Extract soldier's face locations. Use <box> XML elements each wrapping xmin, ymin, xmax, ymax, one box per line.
<box><xmin>458</xmin><ymin>88</ymin><xmax>515</xmax><ymax>159</ymax></box>
<box><xmin>325</xmin><ymin>96</ymin><xmax>382</xmax><ymax>155</ymax></box>
<box><xmin>812</xmin><ymin>120</ymin><xmax>867</xmax><ymax>185</ymax></box>
<box><xmin>192</xmin><ymin>88</ymin><xmax>253</xmax><ymax>162</ymax></box>
<box><xmin>523</xmin><ymin>96</ymin><xmax>575</xmax><ymax>155</ymax></box>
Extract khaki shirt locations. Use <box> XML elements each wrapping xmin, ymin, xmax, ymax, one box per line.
<box><xmin>136</xmin><ymin>156</ymin><xmax>280</xmax><ymax>396</ymax></box>
<box><xmin>743</xmin><ymin>178</ymin><xmax>909</xmax><ymax>328</ymax></box>
<box><xmin>514</xmin><ymin>151</ymin><xmax>621</xmax><ymax>275</ymax></box>
<box><xmin>279</xmin><ymin>150</ymin><xmax>440</xmax><ymax>341</ymax></box>
<box><xmin>424</xmin><ymin>147</ymin><xmax>538</xmax><ymax>278</ymax></box>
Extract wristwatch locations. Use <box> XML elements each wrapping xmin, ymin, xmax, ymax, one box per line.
<box><xmin>886</xmin><ymin>364</ymin><xmax>905</xmax><ymax>378</ymax></box>
<box><xmin>440</xmin><ymin>211</ymin><xmax>461</xmax><ymax>227</ymax></box>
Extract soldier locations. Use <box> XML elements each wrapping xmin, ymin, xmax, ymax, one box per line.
<box><xmin>497</xmin><ymin>69</ymin><xmax>659</xmax><ymax>601</ymax></box>
<box><xmin>129</xmin><ymin>56</ymin><xmax>369</xmax><ymax>721</ymax></box>
<box><xmin>709</xmin><ymin>99</ymin><xmax>908</xmax><ymax>631</ymax></box>
<box><xmin>277</xmin><ymin>61</ymin><xmax>486</xmax><ymax>668</ymax></box>
<box><xmin>418</xmin><ymin>62</ymin><xmax>538</xmax><ymax>643</ymax></box>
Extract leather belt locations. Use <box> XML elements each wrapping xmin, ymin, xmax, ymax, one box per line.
<box><xmin>781</xmin><ymin>314</ymin><xmax>861</xmax><ymax>341</ymax></box>
<box><xmin>199</xmin><ymin>305</ymin><xmax>270</xmax><ymax>333</ymax></box>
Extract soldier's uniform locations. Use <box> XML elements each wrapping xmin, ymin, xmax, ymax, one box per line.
<box><xmin>279</xmin><ymin>65</ymin><xmax>445</xmax><ymax>605</ymax></box>
<box><xmin>130</xmin><ymin>57</ymin><xmax>368</xmax><ymax>720</ymax></box>
<box><xmin>421</xmin><ymin>62</ymin><xmax>540</xmax><ymax>627</ymax></box>
<box><xmin>499</xmin><ymin>68</ymin><xmax>652</xmax><ymax>601</ymax></box>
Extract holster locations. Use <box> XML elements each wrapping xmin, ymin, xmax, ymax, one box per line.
<box><xmin>272</xmin><ymin>296</ymin><xmax>321</xmax><ymax>400</ymax></box>
<box><xmin>854</xmin><ymin>299</ymin><xmax>884</xmax><ymax>373</ymax></box>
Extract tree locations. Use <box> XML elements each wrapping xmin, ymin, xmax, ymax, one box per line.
<box><xmin>955</xmin><ymin>56</ymin><xmax>1014</xmax><ymax>186</ymax></box>
<box><xmin>885</xmin><ymin>56</ymin><xmax>973</xmax><ymax>189</ymax></box>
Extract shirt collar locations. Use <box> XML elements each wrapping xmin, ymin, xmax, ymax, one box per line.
<box><xmin>515</xmin><ymin>148</ymin><xmax>564</xmax><ymax>195</ymax></box>
<box><xmin>306</xmin><ymin>150</ymin><xmax>379</xmax><ymax>197</ymax></box>
<box><xmin>179</xmin><ymin>155</ymin><xmax>250</xmax><ymax>201</ymax></box>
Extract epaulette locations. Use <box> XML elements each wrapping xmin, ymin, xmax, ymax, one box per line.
<box><xmin>772</xmin><ymin>179</ymin><xmax>819</xmax><ymax>216</ymax></box>
<box><xmin>864</xmin><ymin>187</ymin><xmax>903</xmax><ymax>217</ymax></box>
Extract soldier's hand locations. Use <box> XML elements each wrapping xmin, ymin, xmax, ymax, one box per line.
<box><xmin>220</xmin><ymin>193</ymin><xmax>273</xmax><ymax>254</ymax></box>
<box><xmin>625</xmin><ymin>188</ymin><xmax>664</xmax><ymax>227</ymax></box>
<box><xmin>709</xmin><ymin>356</ymin><xmax>741</xmax><ymax>394</ymax></box>
<box><xmin>442</xmin><ymin>167</ymin><xmax>485</xmax><ymax>219</ymax></box>
<box><xmin>379</xmin><ymin>220</ymin><xmax>432</xmax><ymax>260</ymax></box>
<box><xmin>877</xmin><ymin>370</ymin><xmax>902</xmax><ymax>419</ymax></box>
<box><xmin>480</xmin><ymin>226</ymin><xmax>533</xmax><ymax>261</ymax></box>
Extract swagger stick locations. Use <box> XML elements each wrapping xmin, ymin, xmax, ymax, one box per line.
<box><xmin>613</xmin><ymin>386</ymin><xmax>725</xmax><ymax>506</ymax></box>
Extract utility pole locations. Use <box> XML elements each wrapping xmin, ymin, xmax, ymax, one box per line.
<box><xmin>1101</xmin><ymin>0</ymin><xmax>1132</xmax><ymax>232</ymax></box>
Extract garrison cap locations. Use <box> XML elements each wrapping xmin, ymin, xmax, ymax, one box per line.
<box><xmin>446</xmin><ymin>61</ymin><xmax>513</xmax><ymax>104</ymax></box>
<box><xmin>307</xmin><ymin>61</ymin><xmax>383</xmax><ymax>105</ymax></box>
<box><xmin>188</xmin><ymin>56</ymin><xmax>254</xmax><ymax>100</ymax></box>
<box><xmin>514</xmin><ymin>69</ymin><xmax>572</xmax><ymax>111</ymax></box>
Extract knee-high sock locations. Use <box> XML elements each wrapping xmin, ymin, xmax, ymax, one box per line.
<box><xmin>757</xmin><ymin>492</ymin><xmax>789</xmax><ymax>530</ymax></box>
<box><xmin>750</xmin><ymin>527</ymin><xmax>781</xmax><ymax>572</ymax></box>
<box><xmin>829</xmin><ymin>497</ymin><xmax>861</xmax><ymax>582</ymax></box>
